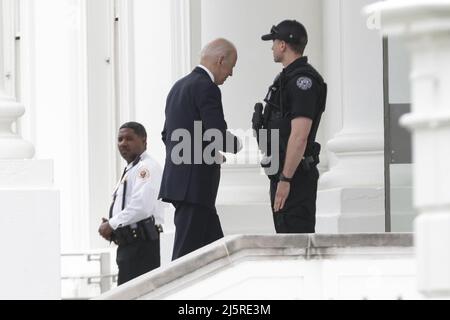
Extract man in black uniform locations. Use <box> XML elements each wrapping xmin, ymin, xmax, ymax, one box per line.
<box><xmin>253</xmin><ymin>20</ymin><xmax>327</xmax><ymax>234</ymax></box>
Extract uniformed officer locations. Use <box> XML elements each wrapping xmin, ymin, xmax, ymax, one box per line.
<box><xmin>253</xmin><ymin>20</ymin><xmax>327</xmax><ymax>234</ymax></box>
<box><xmin>98</xmin><ymin>122</ymin><xmax>165</xmax><ymax>286</ymax></box>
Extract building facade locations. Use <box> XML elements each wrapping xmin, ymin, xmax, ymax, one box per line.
<box><xmin>1</xmin><ymin>0</ymin><xmax>448</xmax><ymax>299</ymax></box>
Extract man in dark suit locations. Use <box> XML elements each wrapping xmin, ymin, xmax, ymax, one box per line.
<box><xmin>159</xmin><ymin>38</ymin><xmax>242</xmax><ymax>260</ymax></box>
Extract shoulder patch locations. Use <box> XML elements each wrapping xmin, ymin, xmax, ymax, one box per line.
<box><xmin>138</xmin><ymin>168</ymin><xmax>150</xmax><ymax>180</ymax></box>
<box><xmin>296</xmin><ymin>77</ymin><xmax>313</xmax><ymax>91</ymax></box>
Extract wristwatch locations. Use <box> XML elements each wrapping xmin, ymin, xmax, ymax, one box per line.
<box><xmin>279</xmin><ymin>173</ymin><xmax>293</xmax><ymax>183</ymax></box>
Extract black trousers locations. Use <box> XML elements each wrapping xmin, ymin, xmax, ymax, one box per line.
<box><xmin>116</xmin><ymin>239</ymin><xmax>160</xmax><ymax>286</ymax></box>
<box><xmin>270</xmin><ymin>167</ymin><xmax>319</xmax><ymax>234</ymax></box>
<box><xmin>172</xmin><ymin>202</ymin><xmax>224</xmax><ymax>261</ymax></box>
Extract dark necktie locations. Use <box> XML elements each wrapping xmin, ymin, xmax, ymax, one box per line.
<box><xmin>108</xmin><ymin>156</ymin><xmax>142</xmax><ymax>219</ymax></box>
<box><xmin>109</xmin><ymin>166</ymin><xmax>128</xmax><ymax>219</ymax></box>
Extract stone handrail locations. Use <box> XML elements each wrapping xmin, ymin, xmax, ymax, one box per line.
<box><xmin>95</xmin><ymin>233</ymin><xmax>413</xmax><ymax>300</ymax></box>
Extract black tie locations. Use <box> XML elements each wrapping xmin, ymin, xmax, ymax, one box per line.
<box><xmin>108</xmin><ymin>156</ymin><xmax>142</xmax><ymax>219</ymax></box>
<box><xmin>109</xmin><ymin>166</ymin><xmax>128</xmax><ymax>219</ymax></box>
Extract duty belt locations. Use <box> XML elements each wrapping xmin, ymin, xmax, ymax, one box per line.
<box><xmin>112</xmin><ymin>216</ymin><xmax>163</xmax><ymax>246</ymax></box>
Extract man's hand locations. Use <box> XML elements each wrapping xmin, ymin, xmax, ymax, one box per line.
<box><xmin>215</xmin><ymin>152</ymin><xmax>227</xmax><ymax>164</ymax></box>
<box><xmin>274</xmin><ymin>181</ymin><xmax>291</xmax><ymax>213</ymax></box>
<box><xmin>252</xmin><ymin>103</ymin><xmax>264</xmax><ymax>131</ymax></box>
<box><xmin>98</xmin><ymin>218</ymin><xmax>113</xmax><ymax>241</ymax></box>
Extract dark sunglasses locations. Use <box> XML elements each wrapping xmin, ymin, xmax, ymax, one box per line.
<box><xmin>270</xmin><ymin>25</ymin><xmax>280</xmax><ymax>35</ymax></box>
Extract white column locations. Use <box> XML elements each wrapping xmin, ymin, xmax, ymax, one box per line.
<box><xmin>317</xmin><ymin>0</ymin><xmax>385</xmax><ymax>233</ymax></box>
<box><xmin>200</xmin><ymin>0</ymin><xmax>323</xmax><ymax>234</ymax></box>
<box><xmin>131</xmin><ymin>0</ymin><xmax>174</xmax><ymax>265</ymax></box>
<box><xmin>0</xmin><ymin>0</ymin><xmax>60</xmax><ymax>299</ymax></box>
<box><xmin>367</xmin><ymin>0</ymin><xmax>450</xmax><ymax>299</ymax></box>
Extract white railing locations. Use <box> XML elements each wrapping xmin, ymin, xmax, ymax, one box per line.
<box><xmin>95</xmin><ymin>234</ymin><xmax>418</xmax><ymax>300</ymax></box>
<box><xmin>61</xmin><ymin>251</ymin><xmax>117</xmax><ymax>300</ymax></box>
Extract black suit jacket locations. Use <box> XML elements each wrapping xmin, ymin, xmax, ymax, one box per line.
<box><xmin>158</xmin><ymin>67</ymin><xmax>239</xmax><ymax>209</ymax></box>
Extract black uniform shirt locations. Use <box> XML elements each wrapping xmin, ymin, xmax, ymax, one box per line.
<box><xmin>282</xmin><ymin>56</ymin><xmax>321</xmax><ymax>121</ymax></box>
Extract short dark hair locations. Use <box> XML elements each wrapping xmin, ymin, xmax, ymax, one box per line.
<box><xmin>288</xmin><ymin>39</ymin><xmax>307</xmax><ymax>55</ymax></box>
<box><xmin>120</xmin><ymin>122</ymin><xmax>147</xmax><ymax>139</ymax></box>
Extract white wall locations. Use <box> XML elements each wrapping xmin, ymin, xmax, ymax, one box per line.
<box><xmin>0</xmin><ymin>181</ymin><xmax>61</xmax><ymax>299</ymax></box>
<box><xmin>160</xmin><ymin>258</ymin><xmax>421</xmax><ymax>300</ymax></box>
<box><xmin>201</xmin><ymin>0</ymin><xmax>323</xmax><ymax>132</ymax></box>
<box><xmin>132</xmin><ymin>0</ymin><xmax>172</xmax><ymax>166</ymax></box>
<box><xmin>31</xmin><ymin>0</ymin><xmax>90</xmax><ymax>251</ymax></box>
<box><xmin>131</xmin><ymin>0</ymin><xmax>176</xmax><ymax>263</ymax></box>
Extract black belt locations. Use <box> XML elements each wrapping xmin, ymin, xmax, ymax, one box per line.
<box><xmin>111</xmin><ymin>216</ymin><xmax>162</xmax><ymax>246</ymax></box>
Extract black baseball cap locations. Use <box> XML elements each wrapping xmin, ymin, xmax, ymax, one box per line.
<box><xmin>261</xmin><ymin>20</ymin><xmax>308</xmax><ymax>45</ymax></box>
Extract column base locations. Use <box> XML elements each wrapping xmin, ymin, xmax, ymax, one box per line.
<box><xmin>415</xmin><ymin>212</ymin><xmax>450</xmax><ymax>298</ymax></box>
<box><xmin>217</xmin><ymin>164</ymin><xmax>275</xmax><ymax>235</ymax></box>
<box><xmin>0</xmin><ymin>160</ymin><xmax>60</xmax><ymax>299</ymax></box>
<box><xmin>319</xmin><ymin>131</ymin><xmax>384</xmax><ymax>190</ymax></box>
<box><xmin>317</xmin><ymin>187</ymin><xmax>385</xmax><ymax>233</ymax></box>
<box><xmin>218</xmin><ymin>203</ymin><xmax>275</xmax><ymax>235</ymax></box>
<box><xmin>0</xmin><ymin>137</ymin><xmax>35</xmax><ymax>160</ymax></box>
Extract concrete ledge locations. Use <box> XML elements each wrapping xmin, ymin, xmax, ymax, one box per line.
<box><xmin>95</xmin><ymin>233</ymin><xmax>413</xmax><ymax>300</ymax></box>
<box><xmin>310</xmin><ymin>233</ymin><xmax>413</xmax><ymax>248</ymax></box>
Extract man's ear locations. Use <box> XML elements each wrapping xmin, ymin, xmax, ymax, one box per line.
<box><xmin>218</xmin><ymin>55</ymin><xmax>225</xmax><ymax>65</ymax></box>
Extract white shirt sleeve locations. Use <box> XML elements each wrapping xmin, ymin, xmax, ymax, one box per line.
<box><xmin>109</xmin><ymin>164</ymin><xmax>159</xmax><ymax>230</ymax></box>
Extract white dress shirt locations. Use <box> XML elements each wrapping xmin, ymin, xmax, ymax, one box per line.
<box><xmin>109</xmin><ymin>152</ymin><xmax>165</xmax><ymax>230</ymax></box>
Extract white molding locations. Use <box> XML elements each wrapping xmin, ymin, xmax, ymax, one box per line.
<box><xmin>170</xmin><ymin>0</ymin><xmax>192</xmax><ymax>81</ymax></box>
<box><xmin>17</xmin><ymin>0</ymin><xmax>37</xmax><ymax>146</ymax></box>
<box><xmin>0</xmin><ymin>0</ymin><xmax>16</xmax><ymax>98</ymax></box>
<box><xmin>85</xmin><ymin>0</ymin><xmax>119</xmax><ymax>248</ymax></box>
<box><xmin>114</xmin><ymin>0</ymin><xmax>135</xmax><ymax>124</ymax></box>
<box><xmin>74</xmin><ymin>0</ymin><xmax>90</xmax><ymax>250</ymax></box>
<box><xmin>114</xmin><ymin>0</ymin><xmax>136</xmax><ymax>176</ymax></box>
<box><xmin>189</xmin><ymin>0</ymin><xmax>201</xmax><ymax>70</ymax></box>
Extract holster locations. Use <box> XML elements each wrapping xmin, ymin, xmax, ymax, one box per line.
<box><xmin>301</xmin><ymin>154</ymin><xmax>320</xmax><ymax>171</ymax></box>
<box><xmin>301</xmin><ymin>142</ymin><xmax>321</xmax><ymax>171</ymax></box>
<box><xmin>111</xmin><ymin>216</ymin><xmax>161</xmax><ymax>246</ymax></box>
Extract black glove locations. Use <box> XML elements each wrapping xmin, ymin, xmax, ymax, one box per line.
<box><xmin>252</xmin><ymin>103</ymin><xmax>264</xmax><ymax>131</ymax></box>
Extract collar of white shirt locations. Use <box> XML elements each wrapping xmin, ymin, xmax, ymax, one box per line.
<box><xmin>125</xmin><ymin>151</ymin><xmax>148</xmax><ymax>171</ymax></box>
<box><xmin>197</xmin><ymin>65</ymin><xmax>215</xmax><ymax>83</ymax></box>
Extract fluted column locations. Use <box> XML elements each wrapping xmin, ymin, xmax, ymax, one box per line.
<box><xmin>0</xmin><ymin>0</ymin><xmax>59</xmax><ymax>299</ymax></box>
<box><xmin>316</xmin><ymin>0</ymin><xmax>385</xmax><ymax>233</ymax></box>
<box><xmin>366</xmin><ymin>0</ymin><xmax>450</xmax><ymax>298</ymax></box>
<box><xmin>0</xmin><ymin>0</ymin><xmax>34</xmax><ymax>159</ymax></box>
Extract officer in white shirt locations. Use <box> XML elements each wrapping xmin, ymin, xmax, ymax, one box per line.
<box><xmin>98</xmin><ymin>122</ymin><xmax>165</xmax><ymax>286</ymax></box>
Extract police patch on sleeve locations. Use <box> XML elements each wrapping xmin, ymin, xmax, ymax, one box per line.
<box><xmin>138</xmin><ymin>168</ymin><xmax>150</xmax><ymax>180</ymax></box>
<box><xmin>297</xmin><ymin>77</ymin><xmax>313</xmax><ymax>90</ymax></box>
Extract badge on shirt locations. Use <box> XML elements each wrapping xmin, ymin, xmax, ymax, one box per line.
<box><xmin>297</xmin><ymin>77</ymin><xmax>313</xmax><ymax>91</ymax></box>
<box><xmin>138</xmin><ymin>168</ymin><xmax>150</xmax><ymax>180</ymax></box>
